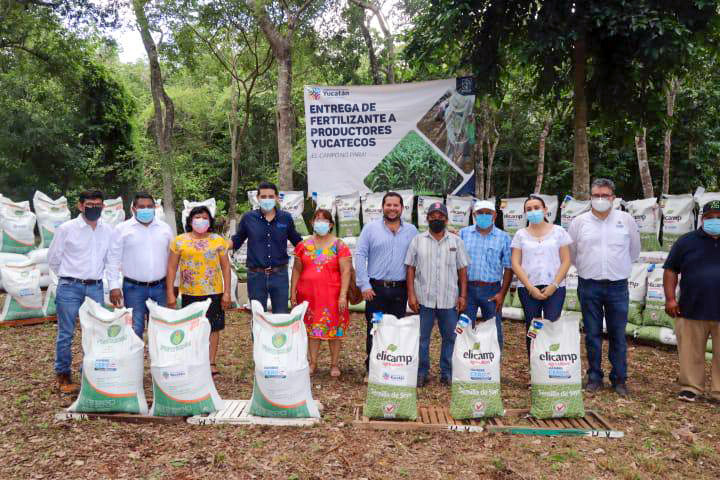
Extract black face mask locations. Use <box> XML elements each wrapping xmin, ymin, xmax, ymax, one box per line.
<box><xmin>428</xmin><ymin>219</ymin><xmax>446</xmax><ymax>233</ymax></box>
<box><xmin>83</xmin><ymin>206</ymin><xmax>102</xmax><ymax>221</ymax></box>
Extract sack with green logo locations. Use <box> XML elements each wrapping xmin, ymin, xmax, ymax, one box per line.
<box><xmin>417</xmin><ymin>196</ymin><xmax>442</xmax><ymax>232</ymax></box>
<box><xmin>628</xmin><ymin>263</ymin><xmax>649</xmax><ymax>325</ymax></box>
<box><xmin>560</xmin><ymin>196</ymin><xmax>591</xmax><ymax>230</ymax></box>
<box><xmin>446</xmin><ymin>195</ymin><xmax>473</xmax><ymax>230</ymax></box>
<box><xmin>499</xmin><ymin>197</ymin><xmax>527</xmax><ymax>236</ymax></box>
<box><xmin>450</xmin><ymin>317</ymin><xmax>504</xmax><ymax>419</ymax></box>
<box><xmin>361</xmin><ymin>191</ymin><xmax>385</xmax><ymax>226</ymax></box>
<box><xmin>101</xmin><ymin>197</ymin><xmax>126</xmax><ymax>227</ymax></box>
<box><xmin>660</xmin><ymin>194</ymin><xmax>695</xmax><ymax>252</ymax></box>
<box><xmin>280</xmin><ymin>191</ymin><xmax>309</xmax><ymax>235</ymax></box>
<box><xmin>147</xmin><ymin>299</ymin><xmax>224</xmax><ymax>416</ymax></box>
<box><xmin>563</xmin><ymin>266</ymin><xmax>581</xmax><ymax>311</ymax></box>
<box><xmin>336</xmin><ymin>192</ymin><xmax>361</xmax><ymax>236</ymax></box>
<box><xmin>0</xmin><ymin>197</ymin><xmax>36</xmax><ymax>253</ymax></box>
<box><xmin>68</xmin><ymin>298</ymin><xmax>147</xmax><ymax>414</ymax></box>
<box><xmin>364</xmin><ymin>314</ymin><xmax>420</xmax><ymax>420</ymax></box>
<box><xmin>0</xmin><ymin>260</ymin><xmax>45</xmax><ymax>321</ymax></box>
<box><xmin>397</xmin><ymin>189</ymin><xmax>414</xmax><ymax>224</ymax></box>
<box><xmin>529</xmin><ymin>318</ymin><xmax>584</xmax><ymax>419</ymax></box>
<box><xmin>625</xmin><ymin>198</ymin><xmax>662</xmax><ymax>251</ymax></box>
<box><xmin>33</xmin><ymin>191</ymin><xmax>71</xmax><ymax>248</ymax></box>
<box><xmin>249</xmin><ymin>300</ymin><xmax>320</xmax><ymax>418</ymax></box>
<box><xmin>43</xmin><ymin>270</ymin><xmax>58</xmax><ymax>316</ymax></box>
<box><xmin>641</xmin><ymin>265</ymin><xmax>676</xmax><ymax>328</ymax></box>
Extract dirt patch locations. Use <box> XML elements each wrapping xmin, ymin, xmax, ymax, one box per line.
<box><xmin>1</xmin><ymin>312</ymin><xmax>718</xmax><ymax>479</ymax></box>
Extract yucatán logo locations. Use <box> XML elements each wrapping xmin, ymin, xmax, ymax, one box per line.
<box><xmin>539</xmin><ymin>343</ymin><xmax>578</xmax><ymax>362</ymax></box>
<box><xmin>377</xmin><ymin>343</ymin><xmax>413</xmax><ymax>365</ymax></box>
<box><xmin>306</xmin><ymin>86</ymin><xmax>350</xmax><ymax>100</ymax></box>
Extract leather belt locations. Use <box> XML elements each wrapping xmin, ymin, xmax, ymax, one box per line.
<box><xmin>469</xmin><ymin>280</ymin><xmax>500</xmax><ymax>287</ymax></box>
<box><xmin>370</xmin><ymin>279</ymin><xmax>406</xmax><ymax>288</ymax></box>
<box><xmin>249</xmin><ymin>265</ymin><xmax>287</xmax><ymax>274</ymax></box>
<box><xmin>124</xmin><ymin>277</ymin><xmax>165</xmax><ymax>287</ymax></box>
<box><xmin>60</xmin><ymin>276</ymin><xmax>102</xmax><ymax>285</ymax></box>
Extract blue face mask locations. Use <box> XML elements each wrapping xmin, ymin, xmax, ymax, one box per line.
<box><xmin>259</xmin><ymin>198</ymin><xmax>276</xmax><ymax>212</ymax></box>
<box><xmin>527</xmin><ymin>210</ymin><xmax>545</xmax><ymax>224</ymax></box>
<box><xmin>703</xmin><ymin>218</ymin><xmax>720</xmax><ymax>236</ymax></box>
<box><xmin>313</xmin><ymin>221</ymin><xmax>331</xmax><ymax>235</ymax></box>
<box><xmin>475</xmin><ymin>213</ymin><xmax>493</xmax><ymax>229</ymax></box>
<box><xmin>135</xmin><ymin>208</ymin><xmax>155</xmax><ymax>224</ymax></box>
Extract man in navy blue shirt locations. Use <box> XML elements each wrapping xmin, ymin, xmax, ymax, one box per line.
<box><xmin>232</xmin><ymin>181</ymin><xmax>302</xmax><ymax>313</ymax></box>
<box><xmin>664</xmin><ymin>199</ymin><xmax>720</xmax><ymax>403</ymax></box>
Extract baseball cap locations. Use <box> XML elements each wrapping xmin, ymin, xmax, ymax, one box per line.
<box><xmin>426</xmin><ymin>202</ymin><xmax>448</xmax><ymax>217</ymax></box>
<box><xmin>702</xmin><ymin>200</ymin><xmax>720</xmax><ymax>216</ymax></box>
<box><xmin>473</xmin><ymin>200</ymin><xmax>496</xmax><ymax>212</ymax></box>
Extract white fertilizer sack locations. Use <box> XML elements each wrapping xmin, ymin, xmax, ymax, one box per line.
<box><xmin>500</xmin><ymin>197</ymin><xmax>527</xmax><ymax>235</ymax></box>
<box><xmin>43</xmin><ymin>270</ymin><xmax>58</xmax><ymax>316</ymax></box>
<box><xmin>249</xmin><ymin>300</ymin><xmax>320</xmax><ymax>418</ymax></box>
<box><xmin>182</xmin><ymin>198</ymin><xmax>217</xmax><ymax>227</ymax></box>
<box><xmin>529</xmin><ymin>318</ymin><xmax>584</xmax><ymax>419</ymax></box>
<box><xmin>313</xmin><ymin>192</ymin><xmax>336</xmax><ymax>216</ymax></box>
<box><xmin>560</xmin><ymin>196</ymin><xmax>591</xmax><ymax>230</ymax></box>
<box><xmin>364</xmin><ymin>314</ymin><xmax>420</xmax><ymax>420</ymax></box>
<box><xmin>154</xmin><ymin>199</ymin><xmax>166</xmax><ymax>223</ymax></box>
<box><xmin>361</xmin><ymin>192</ymin><xmax>385</xmax><ymax>225</ymax></box>
<box><xmin>628</xmin><ymin>263</ymin><xmax>649</xmax><ymax>325</ymax></box>
<box><xmin>280</xmin><ymin>191</ymin><xmax>309</xmax><ymax>235</ymax></box>
<box><xmin>247</xmin><ymin>190</ymin><xmax>259</xmax><ymax>209</ymax></box>
<box><xmin>397</xmin><ymin>190</ymin><xmax>415</xmax><ymax>224</ymax></box>
<box><xmin>417</xmin><ymin>196</ymin><xmax>442</xmax><ymax>232</ymax></box>
<box><xmin>0</xmin><ymin>260</ymin><xmax>44</xmax><ymax>321</ymax></box>
<box><xmin>660</xmin><ymin>194</ymin><xmax>694</xmax><ymax>252</ymax></box>
<box><xmin>336</xmin><ymin>192</ymin><xmax>361</xmax><ymax>237</ymax></box>
<box><xmin>535</xmin><ymin>194</ymin><xmax>559</xmax><ymax>223</ymax></box>
<box><xmin>626</xmin><ymin>198</ymin><xmax>662</xmax><ymax>251</ymax></box>
<box><xmin>642</xmin><ymin>265</ymin><xmax>676</xmax><ymax>329</ymax></box>
<box><xmin>101</xmin><ymin>197</ymin><xmax>126</xmax><ymax>227</ymax></box>
<box><xmin>446</xmin><ymin>195</ymin><xmax>473</xmax><ymax>230</ymax></box>
<box><xmin>69</xmin><ymin>298</ymin><xmax>148</xmax><ymax>414</ymax></box>
<box><xmin>0</xmin><ymin>252</ymin><xmax>30</xmax><ymax>289</ymax></box>
<box><xmin>33</xmin><ymin>191</ymin><xmax>71</xmax><ymax>248</ymax></box>
<box><xmin>0</xmin><ymin>198</ymin><xmax>36</xmax><ymax>253</ymax></box>
<box><xmin>450</xmin><ymin>318</ymin><xmax>504</xmax><ymax>419</ymax></box>
<box><xmin>147</xmin><ymin>299</ymin><xmax>224</xmax><ymax>416</ymax></box>
<box><xmin>563</xmin><ymin>266</ymin><xmax>581</xmax><ymax>312</ymax></box>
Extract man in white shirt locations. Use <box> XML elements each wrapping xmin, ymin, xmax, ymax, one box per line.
<box><xmin>109</xmin><ymin>192</ymin><xmax>173</xmax><ymax>339</ymax></box>
<box><xmin>48</xmin><ymin>190</ymin><xmax>119</xmax><ymax>394</ymax></box>
<box><xmin>568</xmin><ymin>179</ymin><xmax>640</xmax><ymax>397</ymax></box>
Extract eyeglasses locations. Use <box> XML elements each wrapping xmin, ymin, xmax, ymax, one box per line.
<box><xmin>591</xmin><ymin>194</ymin><xmax>613</xmax><ymax>200</ymax></box>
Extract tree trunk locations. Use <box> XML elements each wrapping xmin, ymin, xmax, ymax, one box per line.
<box><xmin>485</xmin><ymin>128</ymin><xmax>499</xmax><ymax>198</ymax></box>
<box><xmin>473</xmin><ymin>120</ymin><xmax>486</xmax><ymax>199</ymax></box>
<box><xmin>634</xmin><ymin>127</ymin><xmax>654</xmax><ymax>198</ymax></box>
<box><xmin>506</xmin><ymin>153</ymin><xmax>512</xmax><ymax>198</ymax></box>
<box><xmin>275</xmin><ymin>50</ymin><xmax>294</xmax><ymax>190</ymax></box>
<box><xmin>133</xmin><ymin>0</ymin><xmax>177</xmax><ymax>233</ymax></box>
<box><xmin>227</xmin><ymin>86</ymin><xmax>241</xmax><ymax>234</ymax></box>
<box><xmin>534</xmin><ymin>116</ymin><xmax>552</xmax><ymax>193</ymax></box>
<box><xmin>358</xmin><ymin>12</ymin><xmax>381</xmax><ymax>85</ymax></box>
<box><xmin>663</xmin><ymin>78</ymin><xmax>679</xmax><ymax>195</ymax></box>
<box><xmin>571</xmin><ymin>32</ymin><xmax>590</xmax><ymax>200</ymax></box>
<box><xmin>350</xmin><ymin>0</ymin><xmax>394</xmax><ymax>83</ymax></box>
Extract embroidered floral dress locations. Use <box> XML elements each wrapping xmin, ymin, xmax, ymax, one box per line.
<box><xmin>170</xmin><ymin>233</ymin><xmax>229</xmax><ymax>295</ymax></box>
<box><xmin>294</xmin><ymin>237</ymin><xmax>351</xmax><ymax>339</ymax></box>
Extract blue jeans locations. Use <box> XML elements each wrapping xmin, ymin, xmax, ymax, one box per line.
<box><xmin>55</xmin><ymin>280</ymin><xmax>103</xmax><ymax>375</ymax></box>
<box><xmin>123</xmin><ymin>281</ymin><xmax>167</xmax><ymax>338</ymax></box>
<box><xmin>577</xmin><ymin>278</ymin><xmax>629</xmax><ymax>386</ymax></box>
<box><xmin>247</xmin><ymin>269</ymin><xmax>289</xmax><ymax>313</ymax></box>
<box><xmin>518</xmin><ymin>286</ymin><xmax>566</xmax><ymax>355</ymax></box>
<box><xmin>464</xmin><ymin>284</ymin><xmax>503</xmax><ymax>348</ymax></box>
<box><xmin>418</xmin><ymin>305</ymin><xmax>458</xmax><ymax>380</ymax></box>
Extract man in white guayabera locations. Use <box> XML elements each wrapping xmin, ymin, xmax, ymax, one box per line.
<box><xmin>568</xmin><ymin>178</ymin><xmax>640</xmax><ymax>397</ymax></box>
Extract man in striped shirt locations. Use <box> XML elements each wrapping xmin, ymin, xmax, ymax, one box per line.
<box><xmin>406</xmin><ymin>202</ymin><xmax>469</xmax><ymax>387</ymax></box>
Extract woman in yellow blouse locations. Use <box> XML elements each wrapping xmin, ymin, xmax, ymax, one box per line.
<box><xmin>166</xmin><ymin>206</ymin><xmax>231</xmax><ymax>374</ymax></box>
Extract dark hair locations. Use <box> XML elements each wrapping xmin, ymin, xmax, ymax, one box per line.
<box><xmin>258</xmin><ymin>181</ymin><xmax>279</xmax><ymax>195</ymax></box>
<box><xmin>524</xmin><ymin>195</ymin><xmax>549</xmax><ymax>223</ymax></box>
<box><xmin>313</xmin><ymin>208</ymin><xmax>335</xmax><ymax>226</ymax></box>
<box><xmin>382</xmin><ymin>191</ymin><xmax>403</xmax><ymax>208</ymax></box>
<box><xmin>133</xmin><ymin>192</ymin><xmax>155</xmax><ymax>206</ymax></box>
<box><xmin>185</xmin><ymin>206</ymin><xmax>215</xmax><ymax>233</ymax></box>
<box><xmin>78</xmin><ymin>190</ymin><xmax>104</xmax><ymax>203</ymax></box>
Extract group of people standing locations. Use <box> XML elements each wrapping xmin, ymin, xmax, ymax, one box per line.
<box><xmin>48</xmin><ymin>178</ymin><xmax>720</xmax><ymax>405</ymax></box>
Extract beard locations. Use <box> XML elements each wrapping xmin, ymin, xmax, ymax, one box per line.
<box><xmin>383</xmin><ymin>212</ymin><xmax>400</xmax><ymax>222</ymax></box>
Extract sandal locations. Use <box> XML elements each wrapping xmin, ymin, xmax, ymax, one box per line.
<box><xmin>309</xmin><ymin>362</ymin><xmax>317</xmax><ymax>375</ymax></box>
<box><xmin>330</xmin><ymin>366</ymin><xmax>341</xmax><ymax>378</ymax></box>
<box><xmin>211</xmin><ymin>363</ymin><xmax>220</xmax><ymax>376</ymax></box>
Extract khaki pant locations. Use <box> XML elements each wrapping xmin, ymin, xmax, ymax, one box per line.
<box><xmin>675</xmin><ymin>317</ymin><xmax>720</xmax><ymax>400</ymax></box>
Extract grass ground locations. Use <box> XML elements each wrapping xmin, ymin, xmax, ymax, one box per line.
<box><xmin>1</xmin><ymin>311</ymin><xmax>719</xmax><ymax>479</ymax></box>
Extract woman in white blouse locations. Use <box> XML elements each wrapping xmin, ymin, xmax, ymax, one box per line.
<box><xmin>511</xmin><ymin>195</ymin><xmax>573</xmax><ymax>355</ymax></box>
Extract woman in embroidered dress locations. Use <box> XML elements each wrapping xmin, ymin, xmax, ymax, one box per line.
<box><xmin>290</xmin><ymin>209</ymin><xmax>352</xmax><ymax>377</ymax></box>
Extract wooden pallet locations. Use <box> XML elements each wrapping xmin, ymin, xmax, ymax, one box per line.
<box><xmin>55</xmin><ymin>411</ymin><xmax>185</xmax><ymax>425</ymax></box>
<box><xmin>187</xmin><ymin>399</ymin><xmax>321</xmax><ymax>427</ymax></box>
<box><xmin>353</xmin><ymin>405</ymin><xmax>620</xmax><ymax>437</ymax></box>
<box><xmin>0</xmin><ymin>315</ymin><xmax>56</xmax><ymax>327</ymax></box>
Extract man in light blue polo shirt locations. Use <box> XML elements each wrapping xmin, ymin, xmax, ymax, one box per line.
<box><xmin>355</xmin><ymin>192</ymin><xmax>418</xmax><ymax>378</ymax></box>
<box><xmin>460</xmin><ymin>200</ymin><xmax>513</xmax><ymax>347</ymax></box>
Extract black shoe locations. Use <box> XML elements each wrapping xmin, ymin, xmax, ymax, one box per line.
<box><xmin>417</xmin><ymin>376</ymin><xmax>428</xmax><ymax>388</ymax></box>
<box><xmin>677</xmin><ymin>390</ymin><xmax>697</xmax><ymax>403</ymax></box>
<box><xmin>613</xmin><ymin>383</ymin><xmax>629</xmax><ymax>398</ymax></box>
<box><xmin>440</xmin><ymin>376</ymin><xmax>451</xmax><ymax>386</ymax></box>
<box><xmin>585</xmin><ymin>381</ymin><xmax>603</xmax><ymax>393</ymax></box>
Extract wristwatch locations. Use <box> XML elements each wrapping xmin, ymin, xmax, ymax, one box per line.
<box><xmin>551</xmin><ymin>282</ymin><xmax>559</xmax><ymax>289</ymax></box>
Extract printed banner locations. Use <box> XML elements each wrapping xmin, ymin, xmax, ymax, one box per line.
<box><xmin>304</xmin><ymin>79</ymin><xmax>475</xmax><ymax>196</ymax></box>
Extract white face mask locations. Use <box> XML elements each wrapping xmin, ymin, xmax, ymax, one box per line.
<box><xmin>591</xmin><ymin>198</ymin><xmax>612</xmax><ymax>213</ymax></box>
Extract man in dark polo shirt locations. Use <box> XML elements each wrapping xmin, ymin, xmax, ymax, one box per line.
<box><xmin>232</xmin><ymin>181</ymin><xmax>302</xmax><ymax>313</ymax></box>
<box><xmin>664</xmin><ymin>199</ymin><xmax>720</xmax><ymax>403</ymax></box>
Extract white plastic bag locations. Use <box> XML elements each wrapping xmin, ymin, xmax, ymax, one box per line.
<box><xmin>101</xmin><ymin>197</ymin><xmax>126</xmax><ymax>227</ymax></box>
<box><xmin>68</xmin><ymin>298</ymin><xmax>148</xmax><ymax>414</ymax></box>
<box><xmin>147</xmin><ymin>299</ymin><xmax>224</xmax><ymax>416</ymax></box>
<box><xmin>0</xmin><ymin>198</ymin><xmax>36</xmax><ymax>253</ymax></box>
<box><xmin>249</xmin><ymin>300</ymin><xmax>320</xmax><ymax>418</ymax></box>
<box><xmin>0</xmin><ymin>260</ymin><xmax>44</xmax><ymax>321</ymax></box>
<box><xmin>33</xmin><ymin>191</ymin><xmax>71</xmax><ymax>248</ymax></box>
<box><xmin>364</xmin><ymin>313</ymin><xmax>420</xmax><ymax>420</ymax></box>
